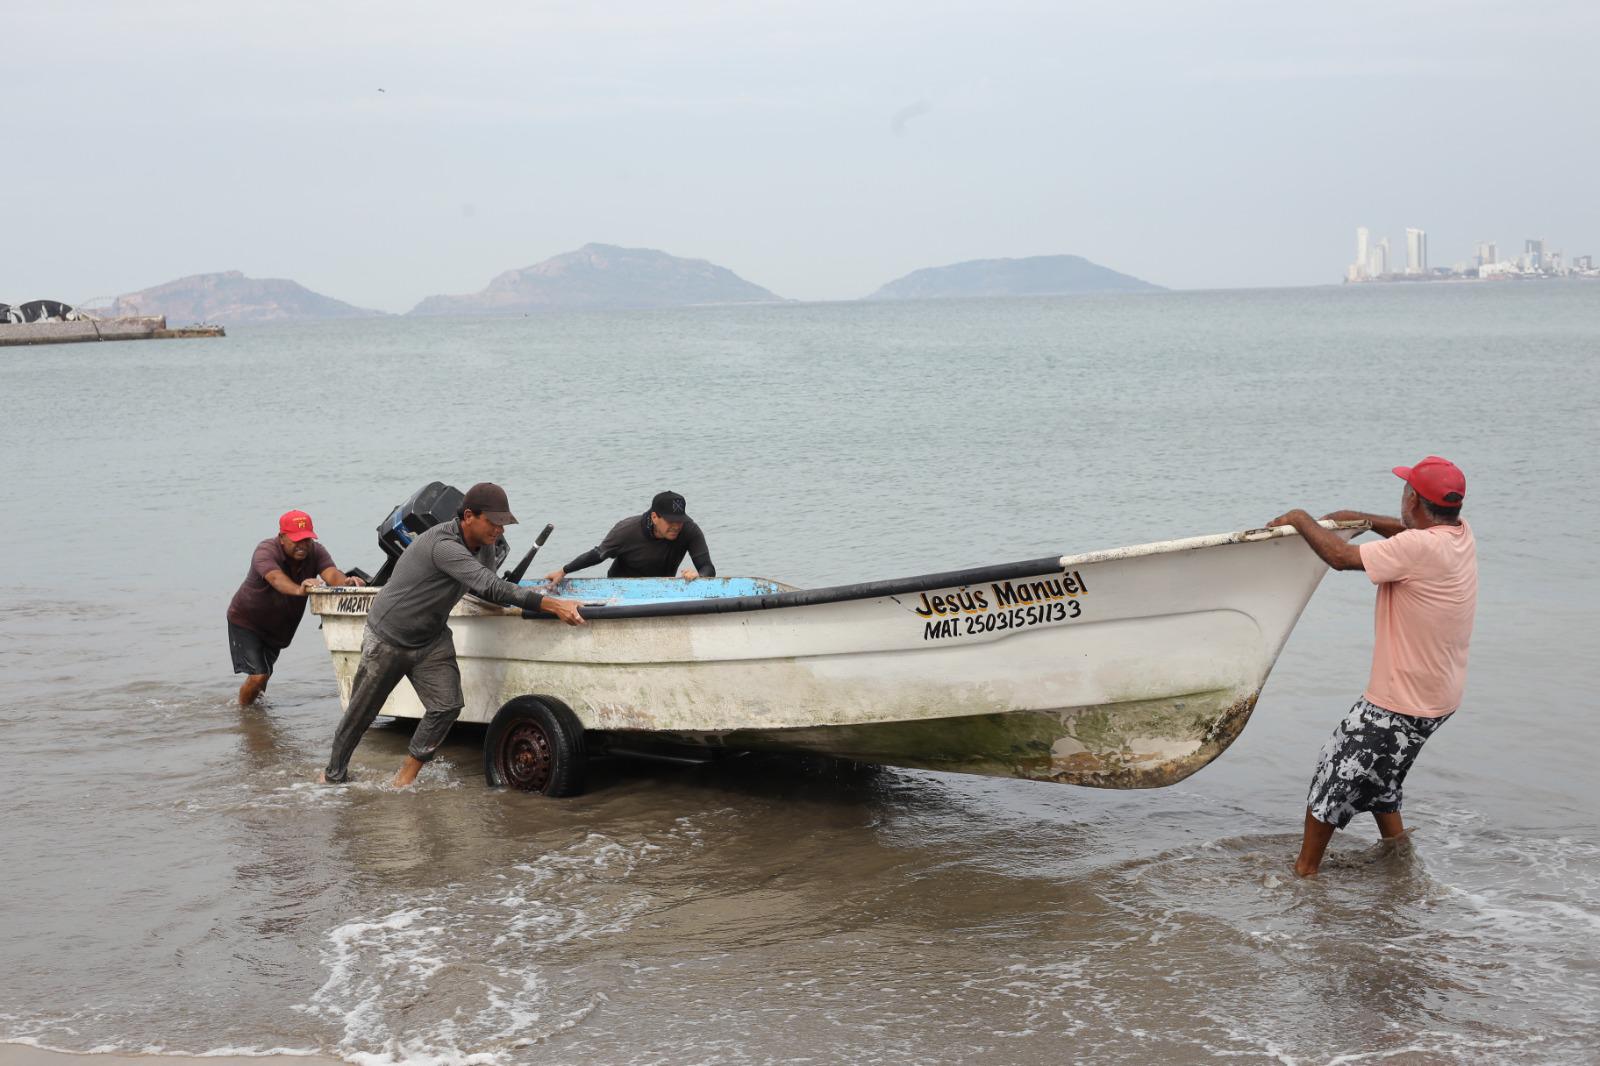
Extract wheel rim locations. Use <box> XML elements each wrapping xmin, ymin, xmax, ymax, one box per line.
<box><xmin>501</xmin><ymin>719</ymin><xmax>553</xmax><ymax>792</ymax></box>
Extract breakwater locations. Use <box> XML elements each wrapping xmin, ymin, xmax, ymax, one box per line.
<box><xmin>0</xmin><ymin>315</ymin><xmax>224</xmax><ymax>347</ymax></box>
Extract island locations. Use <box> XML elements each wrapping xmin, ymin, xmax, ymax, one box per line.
<box><xmin>408</xmin><ymin>243</ymin><xmax>783</xmax><ymax>315</ymax></box>
<box><xmin>865</xmin><ymin>255</ymin><xmax>1163</xmax><ymax>300</ymax></box>
<box><xmin>90</xmin><ymin>271</ymin><xmax>385</xmax><ymax>325</ymax></box>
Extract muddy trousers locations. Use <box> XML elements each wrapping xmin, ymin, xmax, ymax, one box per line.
<box><xmin>323</xmin><ymin>625</ymin><xmax>464</xmax><ymax>783</ymax></box>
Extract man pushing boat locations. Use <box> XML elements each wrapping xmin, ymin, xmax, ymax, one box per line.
<box><xmin>321</xmin><ymin>482</ymin><xmax>587</xmax><ymax>788</ymax></box>
<box><xmin>545</xmin><ymin>489</ymin><xmax>716</xmax><ymax>583</ymax></box>
<box><xmin>1267</xmin><ymin>456</ymin><xmax>1477</xmax><ymax>877</ymax></box>
<box><xmin>227</xmin><ymin>509</ymin><xmax>364</xmax><ymax>707</ymax></box>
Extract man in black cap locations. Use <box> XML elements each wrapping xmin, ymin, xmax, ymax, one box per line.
<box><xmin>322</xmin><ymin>482</ymin><xmax>586</xmax><ymax>788</ymax></box>
<box><xmin>545</xmin><ymin>490</ymin><xmax>716</xmax><ymax>584</ymax></box>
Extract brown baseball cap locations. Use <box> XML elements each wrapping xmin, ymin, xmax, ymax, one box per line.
<box><xmin>461</xmin><ymin>482</ymin><xmax>518</xmax><ymax>525</ymax></box>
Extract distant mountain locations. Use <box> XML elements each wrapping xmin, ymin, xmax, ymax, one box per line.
<box><xmin>409</xmin><ymin>243</ymin><xmax>782</xmax><ymax>315</ymax></box>
<box><xmin>94</xmin><ymin>271</ymin><xmax>384</xmax><ymax>325</ymax></box>
<box><xmin>866</xmin><ymin>255</ymin><xmax>1163</xmax><ymax>300</ymax></box>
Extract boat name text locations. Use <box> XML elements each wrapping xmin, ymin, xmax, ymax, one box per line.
<box><xmin>923</xmin><ymin>600</ymin><xmax>1082</xmax><ymax>640</ymax></box>
<box><xmin>913</xmin><ymin>571</ymin><xmax>1087</xmax><ymax>618</ymax></box>
<box><xmin>917</xmin><ymin>570</ymin><xmax>1089</xmax><ymax>641</ymax></box>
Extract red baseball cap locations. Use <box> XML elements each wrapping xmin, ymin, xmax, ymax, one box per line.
<box><xmin>279</xmin><ymin>509</ymin><xmax>318</xmax><ymax>541</ymax></box>
<box><xmin>1393</xmin><ymin>456</ymin><xmax>1466</xmax><ymax>507</ymax></box>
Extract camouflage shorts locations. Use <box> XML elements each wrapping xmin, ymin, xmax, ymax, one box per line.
<box><xmin>1307</xmin><ymin>697</ymin><xmax>1452</xmax><ymax>829</ymax></box>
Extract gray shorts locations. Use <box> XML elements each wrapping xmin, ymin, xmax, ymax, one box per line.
<box><xmin>1307</xmin><ymin>697</ymin><xmax>1451</xmax><ymax>829</ymax></box>
<box><xmin>322</xmin><ymin>626</ymin><xmax>464</xmax><ymax>783</ymax></box>
<box><xmin>228</xmin><ymin>622</ymin><xmax>281</xmax><ymax>677</ymax></box>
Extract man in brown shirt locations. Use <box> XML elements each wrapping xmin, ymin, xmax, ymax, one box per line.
<box><xmin>226</xmin><ymin>509</ymin><xmax>363</xmax><ymax>706</ymax></box>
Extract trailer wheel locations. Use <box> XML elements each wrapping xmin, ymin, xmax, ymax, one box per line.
<box><xmin>483</xmin><ymin>696</ymin><xmax>587</xmax><ymax>796</ymax></box>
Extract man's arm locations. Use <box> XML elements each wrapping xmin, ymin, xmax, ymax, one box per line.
<box><xmin>1320</xmin><ymin>509</ymin><xmax>1405</xmax><ymax>539</ymax></box>
<box><xmin>254</xmin><ymin>543</ymin><xmax>317</xmax><ymax>596</ymax></box>
<box><xmin>434</xmin><ymin>538</ymin><xmax>543</xmax><ymax>606</ymax></box>
<box><xmin>549</xmin><ymin>546</ymin><xmax>606</xmax><ymax>583</ymax></box>
<box><xmin>1266</xmin><ymin>510</ymin><xmax>1364</xmax><ymax>571</ymax></box>
<box><xmin>550</xmin><ymin>519</ymin><xmax>631</xmax><ymax>582</ymax></box>
<box><xmin>262</xmin><ymin>569</ymin><xmax>318</xmax><ymax>596</ymax></box>
<box><xmin>433</xmin><ymin>539</ymin><xmax>586</xmax><ymax>626</ymax></box>
<box><xmin>319</xmin><ymin>565</ymin><xmax>365</xmax><ymax>587</ymax></box>
<box><xmin>534</xmin><ymin>596</ymin><xmax>586</xmax><ymax>626</ymax></box>
<box><xmin>682</xmin><ymin>525</ymin><xmax>715</xmax><ymax>579</ymax></box>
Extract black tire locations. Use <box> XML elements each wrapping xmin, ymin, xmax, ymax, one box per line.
<box><xmin>483</xmin><ymin>696</ymin><xmax>587</xmax><ymax>796</ymax></box>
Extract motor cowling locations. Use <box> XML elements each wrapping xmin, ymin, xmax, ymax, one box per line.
<box><xmin>369</xmin><ymin>482</ymin><xmax>508</xmax><ymax>586</ymax></box>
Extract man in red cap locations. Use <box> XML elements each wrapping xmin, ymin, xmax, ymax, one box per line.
<box><xmin>227</xmin><ymin>510</ymin><xmax>365</xmax><ymax>707</ymax></box>
<box><xmin>1267</xmin><ymin>456</ymin><xmax>1478</xmax><ymax>876</ymax></box>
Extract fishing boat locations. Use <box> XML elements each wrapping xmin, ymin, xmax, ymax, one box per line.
<box><xmin>308</xmin><ymin>519</ymin><xmax>1363</xmax><ymax>796</ymax></box>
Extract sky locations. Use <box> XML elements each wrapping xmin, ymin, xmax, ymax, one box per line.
<box><xmin>5</xmin><ymin>0</ymin><xmax>1597</xmax><ymax>311</ymax></box>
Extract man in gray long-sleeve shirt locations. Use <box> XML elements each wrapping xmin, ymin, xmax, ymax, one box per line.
<box><xmin>322</xmin><ymin>482</ymin><xmax>585</xmax><ymax>787</ymax></box>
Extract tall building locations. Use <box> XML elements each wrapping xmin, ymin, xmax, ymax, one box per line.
<box><xmin>1355</xmin><ymin>227</ymin><xmax>1370</xmax><ymax>279</ymax></box>
<box><xmin>1476</xmin><ymin>241</ymin><xmax>1497</xmax><ymax>267</ymax></box>
<box><xmin>1525</xmin><ymin>238</ymin><xmax>1545</xmax><ymax>270</ymax></box>
<box><xmin>1406</xmin><ymin>228</ymin><xmax>1428</xmax><ymax>274</ymax></box>
<box><xmin>1370</xmin><ymin>237</ymin><xmax>1390</xmax><ymax>277</ymax></box>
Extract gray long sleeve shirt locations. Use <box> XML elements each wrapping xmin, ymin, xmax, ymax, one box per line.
<box><xmin>367</xmin><ymin>519</ymin><xmax>544</xmax><ymax>648</ymax></box>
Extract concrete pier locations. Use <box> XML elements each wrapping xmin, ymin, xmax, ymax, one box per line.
<box><xmin>0</xmin><ymin>316</ymin><xmax>225</xmax><ymax>347</ymax></box>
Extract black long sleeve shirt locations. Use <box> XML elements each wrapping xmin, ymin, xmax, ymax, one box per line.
<box><xmin>562</xmin><ymin>512</ymin><xmax>716</xmax><ymax>578</ymax></box>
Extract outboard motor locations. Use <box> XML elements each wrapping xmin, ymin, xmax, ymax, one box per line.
<box><xmin>368</xmin><ymin>482</ymin><xmax>508</xmax><ymax>587</ymax></box>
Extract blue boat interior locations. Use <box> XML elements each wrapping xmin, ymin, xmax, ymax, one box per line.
<box><xmin>519</xmin><ymin>575</ymin><xmax>794</xmax><ymax>607</ymax></box>
<box><xmin>510</xmin><ymin>553</ymin><xmax>1065</xmax><ymax>618</ymax></box>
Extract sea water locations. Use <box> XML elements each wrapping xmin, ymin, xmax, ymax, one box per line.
<box><xmin>2</xmin><ymin>283</ymin><xmax>1597</xmax><ymax>1064</ymax></box>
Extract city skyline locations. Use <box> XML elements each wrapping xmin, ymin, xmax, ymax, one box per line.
<box><xmin>1347</xmin><ymin>225</ymin><xmax>1597</xmax><ymax>283</ymax></box>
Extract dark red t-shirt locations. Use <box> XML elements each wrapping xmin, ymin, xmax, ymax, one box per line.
<box><xmin>225</xmin><ymin>537</ymin><xmax>335</xmax><ymax>648</ymax></box>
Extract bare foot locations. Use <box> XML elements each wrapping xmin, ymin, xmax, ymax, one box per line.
<box><xmin>1376</xmin><ymin>830</ymin><xmax>1415</xmax><ymax>859</ymax></box>
<box><xmin>238</xmin><ymin>673</ymin><xmax>270</xmax><ymax>707</ymax></box>
<box><xmin>391</xmin><ymin>755</ymin><xmax>425</xmax><ymax>789</ymax></box>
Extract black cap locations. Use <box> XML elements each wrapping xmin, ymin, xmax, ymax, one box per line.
<box><xmin>650</xmin><ymin>490</ymin><xmax>690</xmax><ymax>524</ymax></box>
<box><xmin>462</xmin><ymin>482</ymin><xmax>518</xmax><ymax>525</ymax></box>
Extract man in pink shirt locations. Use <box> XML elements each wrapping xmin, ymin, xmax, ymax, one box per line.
<box><xmin>1267</xmin><ymin>456</ymin><xmax>1478</xmax><ymax>877</ymax></box>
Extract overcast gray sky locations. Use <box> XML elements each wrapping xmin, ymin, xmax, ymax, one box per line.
<box><xmin>6</xmin><ymin>0</ymin><xmax>1596</xmax><ymax>311</ymax></box>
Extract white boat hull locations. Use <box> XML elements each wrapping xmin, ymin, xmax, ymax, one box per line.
<box><xmin>309</xmin><ymin>523</ymin><xmax>1359</xmax><ymax>788</ymax></box>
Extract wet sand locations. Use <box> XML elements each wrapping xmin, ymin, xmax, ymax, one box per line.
<box><xmin>0</xmin><ymin>1047</ymin><xmax>343</xmax><ymax>1066</ymax></box>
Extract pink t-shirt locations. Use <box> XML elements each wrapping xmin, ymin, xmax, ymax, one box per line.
<box><xmin>1358</xmin><ymin>521</ymin><xmax>1478</xmax><ymax>717</ymax></box>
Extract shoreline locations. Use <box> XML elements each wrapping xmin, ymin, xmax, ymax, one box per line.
<box><xmin>0</xmin><ymin>1045</ymin><xmax>345</xmax><ymax>1066</ymax></box>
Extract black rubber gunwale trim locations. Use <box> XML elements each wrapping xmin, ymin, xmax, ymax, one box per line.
<box><xmin>523</xmin><ymin>554</ymin><xmax>1066</xmax><ymax>621</ymax></box>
